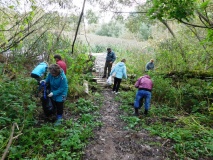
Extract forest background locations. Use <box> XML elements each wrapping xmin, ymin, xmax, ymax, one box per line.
<box><xmin>0</xmin><ymin>0</ymin><xmax>213</xmax><ymax>159</ymax></box>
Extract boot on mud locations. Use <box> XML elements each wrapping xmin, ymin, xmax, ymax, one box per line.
<box><xmin>144</xmin><ymin>109</ymin><xmax>148</xmax><ymax>115</ymax></box>
<box><xmin>134</xmin><ymin>108</ymin><xmax>139</xmax><ymax>116</ymax></box>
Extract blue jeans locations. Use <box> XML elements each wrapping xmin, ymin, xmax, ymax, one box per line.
<box><xmin>134</xmin><ymin>90</ymin><xmax>151</xmax><ymax>110</ymax></box>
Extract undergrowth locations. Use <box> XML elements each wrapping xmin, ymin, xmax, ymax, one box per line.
<box><xmin>116</xmin><ymin>78</ymin><xmax>213</xmax><ymax>159</ymax></box>
<box><xmin>0</xmin><ymin>50</ymin><xmax>102</xmax><ymax>159</ymax></box>
<box><xmin>0</xmin><ymin>81</ymin><xmax>102</xmax><ymax>159</ymax></box>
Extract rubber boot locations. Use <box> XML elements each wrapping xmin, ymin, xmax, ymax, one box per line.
<box><xmin>144</xmin><ymin>109</ymin><xmax>148</xmax><ymax>115</ymax></box>
<box><xmin>54</xmin><ymin>115</ymin><xmax>62</xmax><ymax>126</ymax></box>
<box><xmin>134</xmin><ymin>108</ymin><xmax>139</xmax><ymax>116</ymax></box>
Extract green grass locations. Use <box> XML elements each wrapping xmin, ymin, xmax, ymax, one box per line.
<box><xmin>117</xmin><ymin>90</ymin><xmax>213</xmax><ymax>159</ymax></box>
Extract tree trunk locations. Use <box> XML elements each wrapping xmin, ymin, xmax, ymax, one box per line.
<box><xmin>160</xmin><ymin>19</ymin><xmax>187</xmax><ymax>64</ymax></box>
<box><xmin>71</xmin><ymin>0</ymin><xmax>86</xmax><ymax>54</ymax></box>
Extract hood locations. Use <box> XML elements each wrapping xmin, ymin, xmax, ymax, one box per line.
<box><xmin>40</xmin><ymin>62</ymin><xmax>48</xmax><ymax>66</ymax></box>
<box><xmin>143</xmin><ymin>75</ymin><xmax>151</xmax><ymax>79</ymax></box>
<box><xmin>117</xmin><ymin>62</ymin><xmax>125</xmax><ymax>67</ymax></box>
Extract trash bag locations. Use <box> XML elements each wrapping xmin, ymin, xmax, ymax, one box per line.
<box><xmin>41</xmin><ymin>96</ymin><xmax>56</xmax><ymax>116</ymax></box>
<box><xmin>106</xmin><ymin>76</ymin><xmax>112</xmax><ymax>85</ymax></box>
<box><xmin>40</xmin><ymin>82</ymin><xmax>56</xmax><ymax>116</ymax></box>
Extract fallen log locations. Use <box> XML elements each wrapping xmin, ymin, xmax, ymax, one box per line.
<box><xmin>164</xmin><ymin>70</ymin><xmax>213</xmax><ymax>80</ymax></box>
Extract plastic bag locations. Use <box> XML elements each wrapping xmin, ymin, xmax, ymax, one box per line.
<box><xmin>106</xmin><ymin>76</ymin><xmax>112</xmax><ymax>85</ymax></box>
<box><xmin>112</xmin><ymin>72</ymin><xmax>116</xmax><ymax>77</ymax></box>
<box><xmin>40</xmin><ymin>83</ymin><xmax>56</xmax><ymax>116</ymax></box>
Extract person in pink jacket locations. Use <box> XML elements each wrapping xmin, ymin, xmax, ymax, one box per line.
<box><xmin>134</xmin><ymin>75</ymin><xmax>153</xmax><ymax>116</ymax></box>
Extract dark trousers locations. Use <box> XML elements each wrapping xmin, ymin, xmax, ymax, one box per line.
<box><xmin>54</xmin><ymin>101</ymin><xmax>64</xmax><ymax>115</ymax></box>
<box><xmin>113</xmin><ymin>77</ymin><xmax>122</xmax><ymax>92</ymax></box>
<box><xmin>103</xmin><ymin>61</ymin><xmax>112</xmax><ymax>77</ymax></box>
<box><xmin>31</xmin><ymin>73</ymin><xmax>41</xmax><ymax>84</ymax></box>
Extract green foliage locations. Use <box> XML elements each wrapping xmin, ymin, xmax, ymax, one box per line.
<box><xmin>96</xmin><ymin>21</ymin><xmax>124</xmax><ymax>38</ymax></box>
<box><xmin>91</xmin><ymin>44</ymin><xmax>107</xmax><ymax>53</ymax></box>
<box><xmin>0</xmin><ymin>78</ymin><xmax>37</xmax><ymax>126</ymax></box>
<box><xmin>144</xmin><ymin>109</ymin><xmax>213</xmax><ymax>159</ymax></box>
<box><xmin>1</xmin><ymin>93</ymin><xmax>101</xmax><ymax>159</ymax></box>
<box><xmin>155</xmin><ymin>39</ymin><xmax>187</xmax><ymax>71</ymax></box>
<box><xmin>118</xmin><ymin>92</ymin><xmax>213</xmax><ymax>159</ymax></box>
<box><xmin>205</xmin><ymin>29</ymin><xmax>213</xmax><ymax>44</ymax></box>
<box><xmin>151</xmin><ymin>75</ymin><xmax>182</xmax><ymax>108</ymax></box>
<box><xmin>0</xmin><ymin>32</ymin><xmax>101</xmax><ymax>158</ymax></box>
<box><xmin>85</xmin><ymin>10</ymin><xmax>99</xmax><ymax>24</ymax></box>
<box><xmin>73</xmin><ymin>98</ymin><xmax>99</xmax><ymax>114</ymax></box>
<box><xmin>115</xmin><ymin>47</ymin><xmax>154</xmax><ymax>75</ymax></box>
<box><xmin>125</xmin><ymin>13</ymin><xmax>152</xmax><ymax>41</ymax></box>
<box><xmin>120</xmin><ymin>115</ymin><xmax>140</xmax><ymax>129</ymax></box>
<box><xmin>138</xmin><ymin>23</ymin><xmax>152</xmax><ymax>40</ymax></box>
<box><xmin>148</xmin><ymin>0</ymin><xmax>197</xmax><ymax>21</ymax></box>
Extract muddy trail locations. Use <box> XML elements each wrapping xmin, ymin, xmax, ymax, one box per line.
<box><xmin>83</xmin><ymin>88</ymin><xmax>174</xmax><ymax>160</ymax></box>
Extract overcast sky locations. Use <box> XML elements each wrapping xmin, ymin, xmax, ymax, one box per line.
<box><xmin>1</xmin><ymin>0</ymin><xmax>146</xmax><ymax>23</ymax></box>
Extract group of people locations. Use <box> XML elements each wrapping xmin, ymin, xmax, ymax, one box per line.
<box><xmin>31</xmin><ymin>49</ymin><xmax>155</xmax><ymax>125</ymax></box>
<box><xmin>31</xmin><ymin>54</ymin><xmax>68</xmax><ymax>126</ymax></box>
<box><xmin>103</xmin><ymin>48</ymin><xmax>154</xmax><ymax>116</ymax></box>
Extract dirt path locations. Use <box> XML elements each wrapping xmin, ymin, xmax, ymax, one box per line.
<box><xmin>83</xmin><ymin>53</ymin><xmax>173</xmax><ymax>160</ymax></box>
<box><xmin>83</xmin><ymin>89</ymin><xmax>172</xmax><ymax>160</ymax></box>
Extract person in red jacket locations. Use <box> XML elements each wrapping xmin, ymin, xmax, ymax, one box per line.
<box><xmin>54</xmin><ymin>54</ymin><xmax>67</xmax><ymax>74</ymax></box>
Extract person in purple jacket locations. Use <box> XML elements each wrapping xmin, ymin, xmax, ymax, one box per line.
<box><xmin>134</xmin><ymin>75</ymin><xmax>153</xmax><ymax>116</ymax></box>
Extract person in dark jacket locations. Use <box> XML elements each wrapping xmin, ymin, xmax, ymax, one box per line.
<box><xmin>134</xmin><ymin>75</ymin><xmax>153</xmax><ymax>116</ymax></box>
<box><xmin>31</xmin><ymin>61</ymin><xmax>48</xmax><ymax>84</ymax></box>
<box><xmin>145</xmin><ymin>59</ymin><xmax>154</xmax><ymax>72</ymax></box>
<box><xmin>41</xmin><ymin>64</ymin><xmax>68</xmax><ymax>126</ymax></box>
<box><xmin>102</xmin><ymin>48</ymin><xmax>116</xmax><ymax>78</ymax></box>
<box><xmin>54</xmin><ymin>54</ymin><xmax>67</xmax><ymax>74</ymax></box>
<box><xmin>110</xmin><ymin>59</ymin><xmax>127</xmax><ymax>94</ymax></box>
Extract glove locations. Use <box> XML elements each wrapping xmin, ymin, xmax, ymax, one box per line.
<box><xmin>48</xmin><ymin>92</ymin><xmax>53</xmax><ymax>97</ymax></box>
<box><xmin>40</xmin><ymin>80</ymin><xmax>46</xmax><ymax>84</ymax></box>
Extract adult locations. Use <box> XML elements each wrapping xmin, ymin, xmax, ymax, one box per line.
<box><xmin>54</xmin><ymin>54</ymin><xmax>67</xmax><ymax>74</ymax></box>
<box><xmin>43</xmin><ymin>64</ymin><xmax>68</xmax><ymax>126</ymax></box>
<box><xmin>31</xmin><ymin>61</ymin><xmax>48</xmax><ymax>84</ymax></box>
<box><xmin>102</xmin><ymin>48</ymin><xmax>116</xmax><ymax>78</ymax></box>
<box><xmin>110</xmin><ymin>59</ymin><xmax>127</xmax><ymax>94</ymax></box>
<box><xmin>134</xmin><ymin>75</ymin><xmax>153</xmax><ymax>116</ymax></box>
<box><xmin>145</xmin><ymin>59</ymin><xmax>154</xmax><ymax>72</ymax></box>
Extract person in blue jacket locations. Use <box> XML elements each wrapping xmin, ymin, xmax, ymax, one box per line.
<box><xmin>31</xmin><ymin>61</ymin><xmax>48</xmax><ymax>84</ymax></box>
<box><xmin>110</xmin><ymin>59</ymin><xmax>127</xmax><ymax>94</ymax></box>
<box><xmin>145</xmin><ymin>59</ymin><xmax>154</xmax><ymax>72</ymax></box>
<box><xmin>41</xmin><ymin>64</ymin><xmax>68</xmax><ymax>126</ymax></box>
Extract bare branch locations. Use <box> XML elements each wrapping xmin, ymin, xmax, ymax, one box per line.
<box><xmin>197</xmin><ymin>11</ymin><xmax>213</xmax><ymax>27</ymax></box>
<box><xmin>1</xmin><ymin>123</ymin><xmax>21</xmax><ymax>160</ymax></box>
<box><xmin>26</xmin><ymin>29</ymin><xmax>49</xmax><ymax>53</ymax></box>
<box><xmin>178</xmin><ymin>19</ymin><xmax>213</xmax><ymax>29</ymax></box>
<box><xmin>48</xmin><ymin>20</ymin><xmax>67</xmax><ymax>61</ymax></box>
<box><xmin>0</xmin><ymin>29</ymin><xmax>37</xmax><ymax>54</ymax></box>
